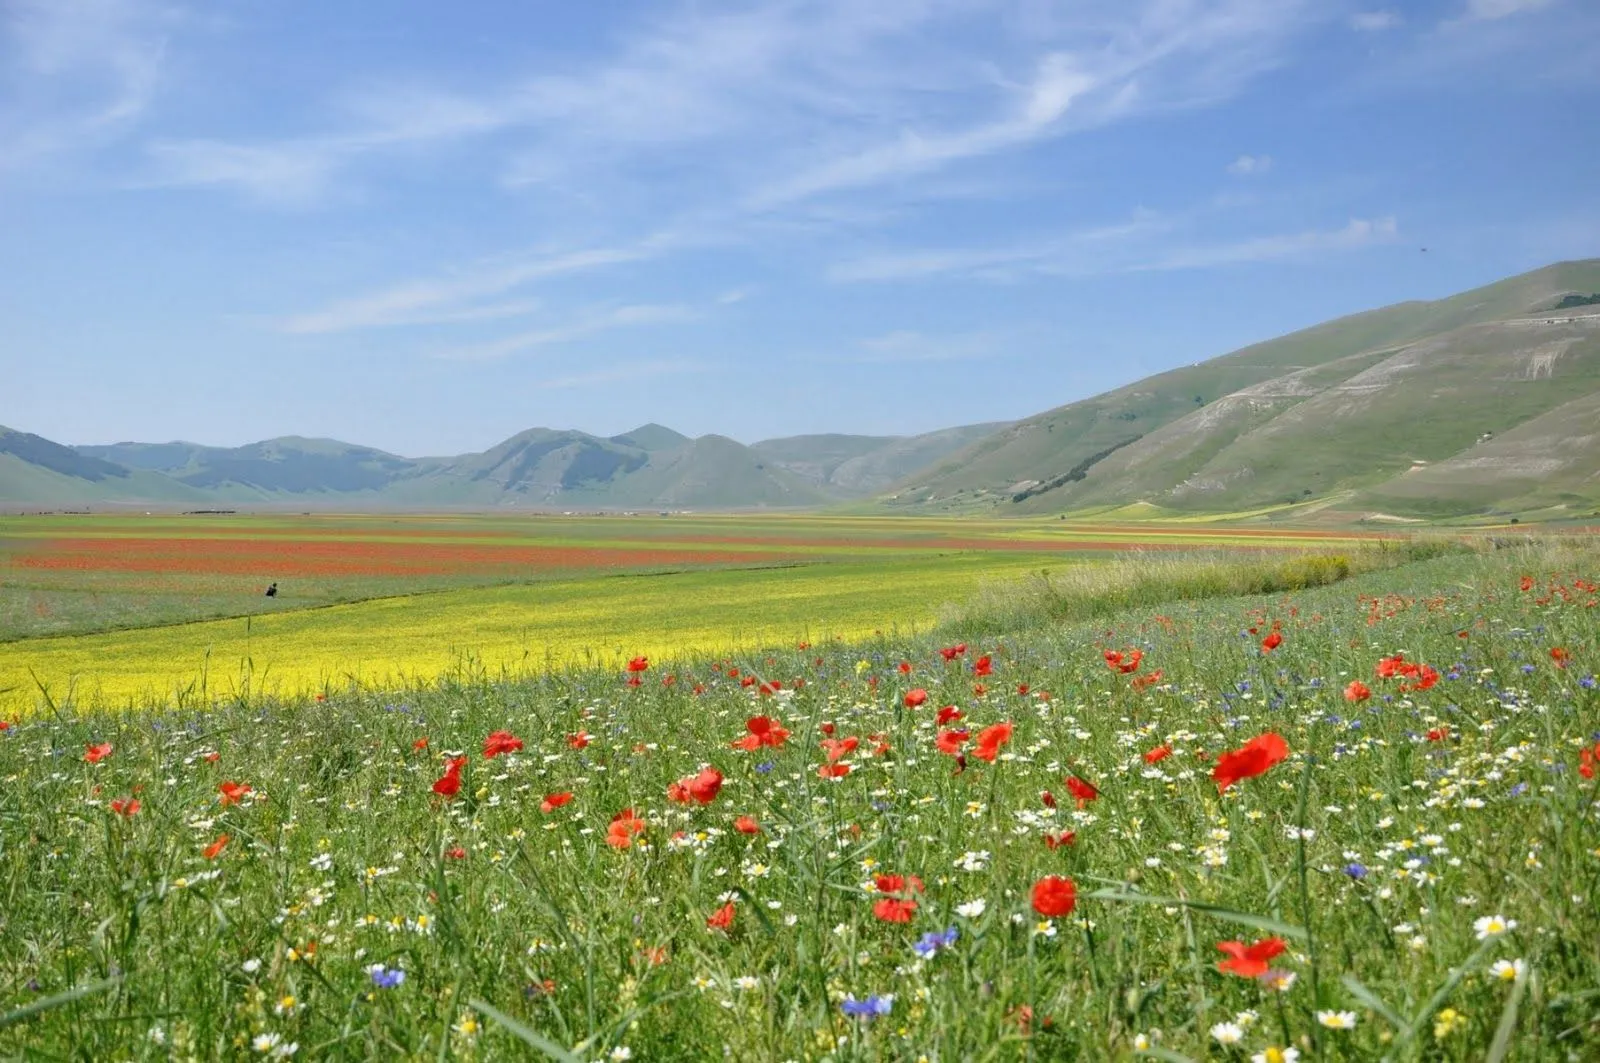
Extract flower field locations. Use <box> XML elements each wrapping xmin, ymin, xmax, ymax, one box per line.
<box><xmin>1</xmin><ymin>542</ymin><xmax>1596</xmax><ymax>1059</ymax></box>
<box><xmin>0</xmin><ymin>513</ymin><xmax>1378</xmax><ymax>714</ymax></box>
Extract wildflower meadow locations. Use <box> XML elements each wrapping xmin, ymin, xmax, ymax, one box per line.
<box><xmin>1</xmin><ymin>542</ymin><xmax>1597</xmax><ymax>1060</ymax></box>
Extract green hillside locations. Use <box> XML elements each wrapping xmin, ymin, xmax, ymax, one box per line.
<box><xmin>886</xmin><ymin>259</ymin><xmax>1600</xmax><ymax>519</ymax></box>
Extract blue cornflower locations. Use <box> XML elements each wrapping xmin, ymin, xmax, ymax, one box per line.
<box><xmin>755</xmin><ymin>761</ymin><xmax>775</xmax><ymax>774</ymax></box>
<box><xmin>1581</xmin><ymin>675</ymin><xmax>1597</xmax><ymax>690</ymax></box>
<box><xmin>840</xmin><ymin>994</ymin><xmax>894</xmax><ymax>1018</ymax></box>
<box><xmin>367</xmin><ymin>964</ymin><xmax>405</xmax><ymax>989</ymax></box>
<box><xmin>1509</xmin><ymin>782</ymin><xmax>1529</xmax><ymax>797</ymax></box>
<box><xmin>1522</xmin><ymin>664</ymin><xmax>1537</xmax><ymax>674</ymax></box>
<box><xmin>1343</xmin><ymin>863</ymin><xmax>1368</xmax><ymax>880</ymax></box>
<box><xmin>913</xmin><ymin>927</ymin><xmax>959</xmax><ymax>959</ymax></box>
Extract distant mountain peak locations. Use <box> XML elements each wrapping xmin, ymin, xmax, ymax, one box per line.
<box><xmin>609</xmin><ymin>423</ymin><xmax>691</xmax><ymax>451</ymax></box>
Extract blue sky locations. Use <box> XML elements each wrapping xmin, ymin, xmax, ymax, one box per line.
<box><xmin>2</xmin><ymin>0</ymin><xmax>1597</xmax><ymax>456</ymax></box>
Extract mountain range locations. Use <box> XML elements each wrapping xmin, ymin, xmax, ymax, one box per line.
<box><xmin>1</xmin><ymin>420</ymin><xmax>1003</xmax><ymax>510</ymax></box>
<box><xmin>5</xmin><ymin>258</ymin><xmax>1600</xmax><ymax>519</ymax></box>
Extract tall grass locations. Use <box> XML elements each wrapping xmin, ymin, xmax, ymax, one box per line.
<box><xmin>942</xmin><ymin>536</ymin><xmax>1471</xmax><ymax>635</ymax></box>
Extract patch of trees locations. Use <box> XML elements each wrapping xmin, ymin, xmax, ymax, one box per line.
<box><xmin>1552</xmin><ymin>293</ymin><xmax>1600</xmax><ymax>309</ymax></box>
<box><xmin>1011</xmin><ymin>435</ymin><xmax>1143</xmax><ymax>503</ymax></box>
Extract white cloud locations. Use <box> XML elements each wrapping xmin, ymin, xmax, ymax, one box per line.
<box><xmin>1142</xmin><ymin>216</ymin><xmax>1398</xmax><ymax>270</ymax></box>
<box><xmin>747</xmin><ymin>51</ymin><xmax>1095</xmax><ymax>208</ymax></box>
<box><xmin>829</xmin><ymin>214</ymin><xmax>1396</xmax><ymax>282</ymax></box>
<box><xmin>282</xmin><ymin>248</ymin><xmax>651</xmax><ymax>333</ymax></box>
<box><xmin>1349</xmin><ymin>11</ymin><xmax>1402</xmax><ymax>31</ymax></box>
<box><xmin>855</xmin><ymin>329</ymin><xmax>1003</xmax><ymax>363</ymax></box>
<box><xmin>0</xmin><ymin>0</ymin><xmax>172</xmax><ymax>169</ymax></box>
<box><xmin>432</xmin><ymin>304</ymin><xmax>698</xmax><ymax>362</ymax></box>
<box><xmin>538</xmin><ymin>359</ymin><xmax>709</xmax><ymax>390</ymax></box>
<box><xmin>1461</xmin><ymin>0</ymin><xmax>1554</xmax><ymax>20</ymax></box>
<box><xmin>1226</xmin><ymin>153</ymin><xmax>1273</xmax><ymax>175</ymax></box>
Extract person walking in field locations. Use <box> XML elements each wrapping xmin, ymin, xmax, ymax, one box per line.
<box><xmin>265</xmin><ymin>582</ymin><xmax>278</xmax><ymax>598</ymax></box>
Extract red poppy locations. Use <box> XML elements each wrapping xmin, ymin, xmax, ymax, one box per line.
<box><xmin>1017</xmin><ymin>683</ymin><xmax>1030</xmax><ymax>695</ymax></box>
<box><xmin>203</xmin><ymin>751</ymin><xmax>221</xmax><ymax>763</ymax></box>
<box><xmin>84</xmin><ymin>742</ymin><xmax>113</xmax><ymax>764</ymax></box>
<box><xmin>734</xmin><ymin>815</ymin><xmax>761</xmax><ymax>834</ymax></box>
<box><xmin>972</xmin><ymin>683</ymin><xmax>988</xmax><ymax>696</ymax></box>
<box><xmin>817</xmin><ymin>763</ymin><xmax>851</xmax><ymax>779</ymax></box>
<box><xmin>973</xmin><ymin>655</ymin><xmax>993</xmax><ymax>676</ymax></box>
<box><xmin>446</xmin><ymin>846</ymin><xmax>467</xmax><ymax>860</ymax></box>
<box><xmin>1551</xmin><ymin>647</ymin><xmax>1570</xmax><ymax>668</ymax></box>
<box><xmin>1344</xmin><ymin>681</ymin><xmax>1371</xmax><ymax>702</ymax></box>
<box><xmin>412</xmin><ymin>738</ymin><xmax>429</xmax><ymax>752</ymax></box>
<box><xmin>483</xmin><ymin>730</ymin><xmax>524</xmax><ymax>759</ymax></box>
<box><xmin>0</xmin><ymin>721</ymin><xmax>9</xmax><ymax>732</ymax></box>
<box><xmin>1057</xmin><ymin>777</ymin><xmax>1095</xmax><ymax>809</ymax></box>
<box><xmin>1143</xmin><ymin>745</ymin><xmax>1173</xmax><ymax>764</ymax></box>
<box><xmin>627</xmin><ymin>656</ymin><xmax>650</xmax><ymax>672</ymax></box>
<box><xmin>904</xmin><ymin>688</ymin><xmax>928</xmax><ymax>708</ymax></box>
<box><xmin>1030</xmin><ymin>876</ymin><xmax>1077</xmax><ymax>917</ymax></box>
<box><xmin>1104</xmin><ymin>648</ymin><xmax>1142</xmax><ymax>674</ymax></box>
<box><xmin>1211</xmin><ymin>732</ymin><xmax>1289</xmax><ymax>792</ymax></box>
<box><xmin>820</xmin><ymin>722</ymin><xmax>836</xmax><ymax>736</ymax></box>
<box><xmin>821</xmin><ymin>736</ymin><xmax>859</xmax><ymax>762</ymax></box>
<box><xmin>109</xmin><ymin>796</ymin><xmax>140</xmax><ymax>817</ymax></box>
<box><xmin>1426</xmin><ymin>727</ymin><xmax>1449</xmax><ymax>742</ymax></box>
<box><xmin>203</xmin><ymin>834</ymin><xmax>230</xmax><ymax>860</ymax></box>
<box><xmin>707</xmin><ymin>903</ymin><xmax>736</xmax><ymax>930</ymax></box>
<box><xmin>540</xmin><ymin>791</ymin><xmax>574</xmax><ymax>814</ymax></box>
<box><xmin>1131</xmin><ymin>670</ymin><xmax>1163</xmax><ymax>691</ymax></box>
<box><xmin>1520</xmin><ymin>575</ymin><xmax>1535</xmax><ymax>591</ymax></box>
<box><xmin>939</xmin><ymin>644</ymin><xmax>966</xmax><ymax>661</ymax></box>
<box><xmin>936</xmin><ymin>729</ymin><xmax>970</xmax><ymax>756</ymax></box>
<box><xmin>1040</xmin><ymin>789</ymin><xmax>1057</xmax><ymax>809</ymax></box>
<box><xmin>874</xmin><ymin>873</ymin><xmax>924</xmax><ymax>895</ymax></box>
<box><xmin>872</xmin><ymin>898</ymin><xmax>918</xmax><ymax>923</ymax></box>
<box><xmin>972</xmin><ymin>721</ymin><xmax>1013</xmax><ymax>762</ymax></box>
<box><xmin>1261</xmin><ymin>632</ymin><xmax>1283</xmax><ymax>652</ymax></box>
<box><xmin>218</xmin><ymin>780</ymin><xmax>252</xmax><ymax>806</ymax></box>
<box><xmin>432</xmin><ymin>757</ymin><xmax>467</xmax><ymax>798</ymax></box>
<box><xmin>1376</xmin><ymin>653</ymin><xmax>1407</xmax><ymax>679</ymax></box>
<box><xmin>1043</xmin><ymin>830</ymin><xmax>1076</xmax><ymax>849</ymax></box>
<box><xmin>567</xmin><ymin>732</ymin><xmax>591</xmax><ymax>750</ymax></box>
<box><xmin>606</xmin><ymin>808</ymin><xmax>646</xmax><ymax>848</ymax></box>
<box><xmin>1215</xmin><ymin>937</ymin><xmax>1286</xmax><ymax>978</ymax></box>
<box><xmin>667</xmin><ymin>767</ymin><xmax>724</xmax><ymax>805</ymax></box>
<box><xmin>1401</xmin><ymin>665</ymin><xmax>1440</xmax><ymax>692</ymax></box>
<box><xmin>936</xmin><ymin>705</ymin><xmax>964</xmax><ymax>725</ymax></box>
<box><xmin>1580</xmin><ymin>743</ymin><xmax>1599</xmax><ymax>779</ymax></box>
<box><xmin>733</xmin><ymin>715</ymin><xmax>790</xmax><ymax>751</ymax></box>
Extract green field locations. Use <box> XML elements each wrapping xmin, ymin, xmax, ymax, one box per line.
<box><xmin>0</xmin><ymin>537</ymin><xmax>1596</xmax><ymax>1059</ymax></box>
<box><xmin>0</xmin><ymin>513</ymin><xmax>1381</xmax><ymax>715</ymax></box>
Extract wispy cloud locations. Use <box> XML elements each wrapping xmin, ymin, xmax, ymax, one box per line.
<box><xmin>831</xmin><ymin>214</ymin><xmax>1397</xmax><ymax>282</ymax></box>
<box><xmin>0</xmin><ymin>0</ymin><xmax>172</xmax><ymax>169</ymax></box>
<box><xmin>855</xmin><ymin>328</ymin><xmax>1005</xmax><ymax>363</ymax></box>
<box><xmin>1226</xmin><ymin>153</ymin><xmax>1272</xmax><ymax>176</ymax></box>
<box><xmin>1141</xmin><ymin>216</ymin><xmax>1398</xmax><ymax>271</ymax></box>
<box><xmin>1460</xmin><ymin>0</ymin><xmax>1554</xmax><ymax>21</ymax></box>
<box><xmin>747</xmin><ymin>51</ymin><xmax>1096</xmax><ymax>208</ymax></box>
<box><xmin>829</xmin><ymin>213</ymin><xmax>1167</xmax><ymax>282</ymax></box>
<box><xmin>538</xmin><ymin>358</ymin><xmax>709</xmax><ymax>390</ymax></box>
<box><xmin>432</xmin><ymin>304</ymin><xmax>698</xmax><ymax>362</ymax></box>
<box><xmin>282</xmin><ymin>248</ymin><xmax>651</xmax><ymax>333</ymax></box>
<box><xmin>1349</xmin><ymin>11</ymin><xmax>1402</xmax><ymax>31</ymax></box>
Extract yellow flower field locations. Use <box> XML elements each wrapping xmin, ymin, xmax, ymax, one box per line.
<box><xmin>0</xmin><ymin>554</ymin><xmax>1053</xmax><ymax>714</ymax></box>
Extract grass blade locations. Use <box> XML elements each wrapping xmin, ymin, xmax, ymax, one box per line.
<box><xmin>1137</xmin><ymin>1047</ymin><xmax>1198</xmax><ymax>1063</ymax></box>
<box><xmin>1084</xmin><ymin>888</ymin><xmax>1308</xmax><ymax>941</ymax></box>
<box><xmin>0</xmin><ymin>977</ymin><xmax>121</xmax><ymax>1029</ymax></box>
<box><xmin>1485</xmin><ymin>965</ymin><xmax>1529</xmax><ymax>1063</ymax></box>
<box><xmin>468</xmin><ymin>998</ymin><xmax>581</xmax><ymax>1063</ymax></box>
<box><xmin>1339</xmin><ymin>975</ymin><xmax>1406</xmax><ymax>1031</ymax></box>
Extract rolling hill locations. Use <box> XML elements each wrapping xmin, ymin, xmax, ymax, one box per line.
<box><xmin>884</xmin><ymin>259</ymin><xmax>1600</xmax><ymax>520</ymax></box>
<box><xmin>10</xmin><ymin>258</ymin><xmax>1600</xmax><ymax>518</ymax></box>
<box><xmin>0</xmin><ymin>421</ymin><xmax>998</xmax><ymax>510</ymax></box>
